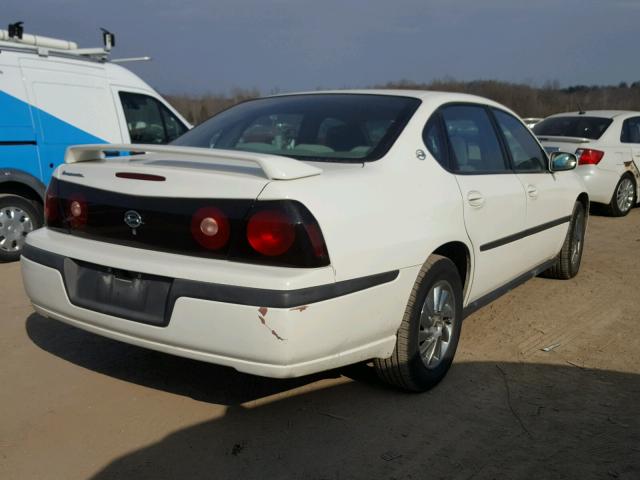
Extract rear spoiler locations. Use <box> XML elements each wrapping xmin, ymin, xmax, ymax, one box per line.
<box><xmin>64</xmin><ymin>144</ymin><xmax>322</xmax><ymax>181</ymax></box>
<box><xmin>536</xmin><ymin>136</ymin><xmax>592</xmax><ymax>144</ymax></box>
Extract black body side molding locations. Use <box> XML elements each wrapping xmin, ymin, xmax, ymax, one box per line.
<box><xmin>480</xmin><ymin>216</ymin><xmax>572</xmax><ymax>252</ymax></box>
<box><xmin>463</xmin><ymin>258</ymin><xmax>556</xmax><ymax>319</ymax></box>
<box><xmin>21</xmin><ymin>243</ymin><xmax>399</xmax><ymax>326</ymax></box>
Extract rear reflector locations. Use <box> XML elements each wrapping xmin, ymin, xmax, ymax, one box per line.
<box><xmin>575</xmin><ymin>148</ymin><xmax>604</xmax><ymax>165</ymax></box>
<box><xmin>116</xmin><ymin>172</ymin><xmax>166</xmax><ymax>181</ymax></box>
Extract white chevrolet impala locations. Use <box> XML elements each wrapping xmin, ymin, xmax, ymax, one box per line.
<box><xmin>21</xmin><ymin>91</ymin><xmax>589</xmax><ymax>391</ymax></box>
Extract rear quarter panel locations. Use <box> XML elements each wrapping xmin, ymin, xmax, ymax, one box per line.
<box><xmin>258</xmin><ymin>103</ymin><xmax>472</xmax><ymax>286</ymax></box>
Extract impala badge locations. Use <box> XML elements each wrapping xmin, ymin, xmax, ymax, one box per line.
<box><xmin>124</xmin><ymin>210</ymin><xmax>143</xmax><ymax>235</ymax></box>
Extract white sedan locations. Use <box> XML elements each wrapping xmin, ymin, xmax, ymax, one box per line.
<box><xmin>534</xmin><ymin>111</ymin><xmax>640</xmax><ymax>216</ymax></box>
<box><xmin>21</xmin><ymin>90</ymin><xmax>588</xmax><ymax>391</ymax></box>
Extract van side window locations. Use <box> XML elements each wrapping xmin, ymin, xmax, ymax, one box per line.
<box><xmin>440</xmin><ymin>105</ymin><xmax>509</xmax><ymax>173</ymax></box>
<box><xmin>119</xmin><ymin>92</ymin><xmax>187</xmax><ymax>144</ymax></box>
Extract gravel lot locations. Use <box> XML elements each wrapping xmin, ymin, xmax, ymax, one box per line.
<box><xmin>1</xmin><ymin>211</ymin><xmax>639</xmax><ymax>480</ymax></box>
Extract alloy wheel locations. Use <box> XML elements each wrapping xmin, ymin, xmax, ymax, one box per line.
<box><xmin>418</xmin><ymin>280</ymin><xmax>456</xmax><ymax>369</ymax></box>
<box><xmin>571</xmin><ymin>210</ymin><xmax>584</xmax><ymax>267</ymax></box>
<box><xmin>616</xmin><ymin>177</ymin><xmax>635</xmax><ymax>213</ymax></box>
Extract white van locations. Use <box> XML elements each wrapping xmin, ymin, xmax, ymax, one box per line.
<box><xmin>0</xmin><ymin>24</ymin><xmax>191</xmax><ymax>261</ymax></box>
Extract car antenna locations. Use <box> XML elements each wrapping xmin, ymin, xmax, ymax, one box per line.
<box><xmin>578</xmin><ymin>104</ymin><xmax>586</xmax><ymax>115</ymax></box>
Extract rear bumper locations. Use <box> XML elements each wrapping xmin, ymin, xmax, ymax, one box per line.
<box><xmin>21</xmin><ymin>238</ymin><xmax>417</xmax><ymax>378</ymax></box>
<box><xmin>576</xmin><ymin>165</ymin><xmax>619</xmax><ymax>204</ymax></box>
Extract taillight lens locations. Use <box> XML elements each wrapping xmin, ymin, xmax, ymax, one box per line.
<box><xmin>44</xmin><ymin>190</ymin><xmax>59</xmax><ymax>225</ymax></box>
<box><xmin>66</xmin><ymin>194</ymin><xmax>88</xmax><ymax>228</ymax></box>
<box><xmin>247</xmin><ymin>209</ymin><xmax>296</xmax><ymax>256</ymax></box>
<box><xmin>191</xmin><ymin>206</ymin><xmax>230</xmax><ymax>250</ymax></box>
<box><xmin>238</xmin><ymin>201</ymin><xmax>329</xmax><ymax>266</ymax></box>
<box><xmin>576</xmin><ymin>148</ymin><xmax>604</xmax><ymax>165</ymax></box>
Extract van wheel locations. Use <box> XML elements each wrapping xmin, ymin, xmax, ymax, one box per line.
<box><xmin>0</xmin><ymin>195</ymin><xmax>42</xmax><ymax>263</ymax></box>
<box><xmin>543</xmin><ymin>201</ymin><xmax>586</xmax><ymax>280</ymax></box>
<box><xmin>607</xmin><ymin>174</ymin><xmax>636</xmax><ymax>217</ymax></box>
<box><xmin>374</xmin><ymin>255</ymin><xmax>463</xmax><ymax>392</ymax></box>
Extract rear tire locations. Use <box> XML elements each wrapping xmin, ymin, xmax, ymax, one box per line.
<box><xmin>543</xmin><ymin>201</ymin><xmax>586</xmax><ymax>280</ymax></box>
<box><xmin>0</xmin><ymin>195</ymin><xmax>42</xmax><ymax>263</ymax></box>
<box><xmin>374</xmin><ymin>255</ymin><xmax>463</xmax><ymax>392</ymax></box>
<box><xmin>607</xmin><ymin>174</ymin><xmax>636</xmax><ymax>217</ymax></box>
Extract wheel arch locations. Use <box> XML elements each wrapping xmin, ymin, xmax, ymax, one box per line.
<box><xmin>576</xmin><ymin>191</ymin><xmax>590</xmax><ymax>213</ymax></box>
<box><xmin>432</xmin><ymin>241</ymin><xmax>471</xmax><ymax>297</ymax></box>
<box><xmin>0</xmin><ymin>170</ymin><xmax>46</xmax><ymax>205</ymax></box>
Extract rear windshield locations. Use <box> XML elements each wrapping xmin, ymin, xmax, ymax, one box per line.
<box><xmin>533</xmin><ymin>116</ymin><xmax>612</xmax><ymax>140</ymax></box>
<box><xmin>171</xmin><ymin>94</ymin><xmax>421</xmax><ymax>162</ymax></box>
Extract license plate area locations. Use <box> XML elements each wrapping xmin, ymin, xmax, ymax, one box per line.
<box><xmin>63</xmin><ymin>258</ymin><xmax>172</xmax><ymax>326</ymax></box>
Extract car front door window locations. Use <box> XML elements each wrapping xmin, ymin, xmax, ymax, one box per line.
<box><xmin>492</xmin><ymin>109</ymin><xmax>547</xmax><ymax>172</ymax></box>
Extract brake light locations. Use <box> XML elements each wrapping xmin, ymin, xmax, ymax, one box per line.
<box><xmin>44</xmin><ymin>190</ymin><xmax>59</xmax><ymax>224</ymax></box>
<box><xmin>191</xmin><ymin>207</ymin><xmax>230</xmax><ymax>250</ymax></box>
<box><xmin>116</xmin><ymin>172</ymin><xmax>166</xmax><ymax>181</ymax></box>
<box><xmin>576</xmin><ymin>148</ymin><xmax>604</xmax><ymax>165</ymax></box>
<box><xmin>247</xmin><ymin>209</ymin><xmax>296</xmax><ymax>256</ymax></box>
<box><xmin>304</xmin><ymin>222</ymin><xmax>329</xmax><ymax>258</ymax></box>
<box><xmin>66</xmin><ymin>195</ymin><xmax>88</xmax><ymax>228</ymax></box>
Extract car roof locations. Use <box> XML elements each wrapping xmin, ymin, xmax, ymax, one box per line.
<box><xmin>546</xmin><ymin>110</ymin><xmax>640</xmax><ymax>119</ymax></box>
<box><xmin>267</xmin><ymin>89</ymin><xmax>506</xmax><ymax>107</ymax></box>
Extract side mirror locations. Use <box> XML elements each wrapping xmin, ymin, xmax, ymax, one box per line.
<box><xmin>550</xmin><ymin>152</ymin><xmax>578</xmax><ymax>172</ymax></box>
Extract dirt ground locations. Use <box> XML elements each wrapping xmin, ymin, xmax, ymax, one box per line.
<box><xmin>1</xmin><ymin>210</ymin><xmax>639</xmax><ymax>480</ymax></box>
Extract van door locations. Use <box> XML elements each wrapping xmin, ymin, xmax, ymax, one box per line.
<box><xmin>19</xmin><ymin>57</ymin><xmax>122</xmax><ymax>179</ymax></box>
<box><xmin>492</xmin><ymin>108</ymin><xmax>571</xmax><ymax>265</ymax></box>
<box><xmin>0</xmin><ymin>54</ymin><xmax>41</xmax><ymax>182</ymax></box>
<box><xmin>440</xmin><ymin>104</ymin><xmax>529</xmax><ymax>302</ymax></box>
<box><xmin>112</xmin><ymin>89</ymin><xmax>188</xmax><ymax>144</ymax></box>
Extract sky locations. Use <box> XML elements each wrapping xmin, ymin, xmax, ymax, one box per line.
<box><xmin>3</xmin><ymin>0</ymin><xmax>640</xmax><ymax>95</ymax></box>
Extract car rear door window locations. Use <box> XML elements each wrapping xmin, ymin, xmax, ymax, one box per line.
<box><xmin>493</xmin><ymin>109</ymin><xmax>547</xmax><ymax>172</ymax></box>
<box><xmin>621</xmin><ymin>117</ymin><xmax>640</xmax><ymax>143</ymax></box>
<box><xmin>422</xmin><ymin>114</ymin><xmax>449</xmax><ymax>169</ymax></box>
<box><xmin>440</xmin><ymin>105</ymin><xmax>509</xmax><ymax>173</ymax></box>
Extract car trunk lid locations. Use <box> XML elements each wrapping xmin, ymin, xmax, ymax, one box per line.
<box><xmin>537</xmin><ymin>136</ymin><xmax>591</xmax><ymax>155</ymax></box>
<box><xmin>59</xmin><ymin>143</ymin><xmax>323</xmax><ymax>199</ymax></box>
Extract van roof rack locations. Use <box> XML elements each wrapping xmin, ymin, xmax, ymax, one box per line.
<box><xmin>0</xmin><ymin>22</ymin><xmax>118</xmax><ymax>62</ymax></box>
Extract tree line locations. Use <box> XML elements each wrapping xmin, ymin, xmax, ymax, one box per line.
<box><xmin>165</xmin><ymin>80</ymin><xmax>640</xmax><ymax>125</ymax></box>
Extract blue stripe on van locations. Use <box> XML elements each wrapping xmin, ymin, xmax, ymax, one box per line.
<box><xmin>0</xmin><ymin>90</ymin><xmax>106</xmax><ymax>184</ymax></box>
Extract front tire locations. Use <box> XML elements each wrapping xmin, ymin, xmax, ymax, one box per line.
<box><xmin>544</xmin><ymin>201</ymin><xmax>586</xmax><ymax>280</ymax></box>
<box><xmin>607</xmin><ymin>174</ymin><xmax>636</xmax><ymax>217</ymax></box>
<box><xmin>374</xmin><ymin>255</ymin><xmax>463</xmax><ymax>392</ymax></box>
<box><xmin>0</xmin><ymin>195</ymin><xmax>42</xmax><ymax>263</ymax></box>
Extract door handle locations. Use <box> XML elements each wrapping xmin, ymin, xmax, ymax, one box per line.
<box><xmin>467</xmin><ymin>191</ymin><xmax>485</xmax><ymax>207</ymax></box>
<box><xmin>526</xmin><ymin>185</ymin><xmax>538</xmax><ymax>198</ymax></box>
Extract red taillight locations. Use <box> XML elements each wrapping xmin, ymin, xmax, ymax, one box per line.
<box><xmin>247</xmin><ymin>209</ymin><xmax>296</xmax><ymax>256</ymax></box>
<box><xmin>191</xmin><ymin>207</ymin><xmax>230</xmax><ymax>250</ymax></box>
<box><xmin>576</xmin><ymin>148</ymin><xmax>604</xmax><ymax>165</ymax></box>
<box><xmin>304</xmin><ymin>222</ymin><xmax>329</xmax><ymax>258</ymax></box>
<box><xmin>66</xmin><ymin>195</ymin><xmax>88</xmax><ymax>228</ymax></box>
<box><xmin>44</xmin><ymin>191</ymin><xmax>59</xmax><ymax>224</ymax></box>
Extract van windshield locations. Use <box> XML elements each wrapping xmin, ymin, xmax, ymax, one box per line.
<box><xmin>533</xmin><ymin>116</ymin><xmax>612</xmax><ymax>140</ymax></box>
<box><xmin>171</xmin><ymin>94</ymin><xmax>421</xmax><ymax>162</ymax></box>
